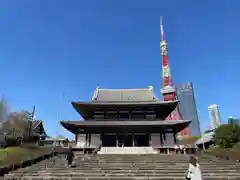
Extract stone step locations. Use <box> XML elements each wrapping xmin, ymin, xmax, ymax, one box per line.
<box><xmin>97</xmin><ymin>158</ymin><xmax>189</xmax><ymax>161</ymax></box>
<box><xmin>14</xmin><ymin>168</ymin><xmax>239</xmax><ymax>173</ymax></box>
<box><xmin>34</xmin><ymin>162</ymin><xmax>238</xmax><ymax>166</ymax></box>
<box><xmin>63</xmin><ymin>165</ymin><xmax>238</xmax><ymax>169</ymax></box>
<box><xmin>33</xmin><ymin>165</ymin><xmax>238</xmax><ymax>168</ymax></box>
<box><xmin>33</xmin><ymin>164</ymin><xmax>237</xmax><ymax>167</ymax></box>
<box><xmin>4</xmin><ymin>176</ymin><xmax>240</xmax><ymax>180</ymax></box>
<box><xmin>8</xmin><ymin>171</ymin><xmax>240</xmax><ymax>176</ymax></box>
<box><xmin>16</xmin><ymin>165</ymin><xmax>239</xmax><ymax>168</ymax></box>
<box><xmin>98</xmin><ymin>147</ymin><xmax>158</xmax><ymax>154</ymax></box>
<box><xmin>82</xmin><ymin>160</ymin><xmax>235</xmax><ymax>163</ymax></box>
<box><xmin>99</xmin><ymin>167</ymin><xmax>239</xmax><ymax>170</ymax></box>
<box><xmin>87</xmin><ymin>162</ymin><xmax>236</xmax><ymax>166</ymax></box>
<box><xmin>32</xmin><ymin>166</ymin><xmax>236</xmax><ymax>169</ymax></box>
<box><xmin>97</xmin><ymin>154</ymin><xmax>189</xmax><ymax>157</ymax></box>
<box><xmin>11</xmin><ymin>168</ymin><xmax>240</xmax><ymax>174</ymax></box>
<box><xmin>112</xmin><ymin>162</ymin><xmax>236</xmax><ymax>165</ymax></box>
<box><xmin>4</xmin><ymin>154</ymin><xmax>240</xmax><ymax>180</ymax></box>
<box><xmin>8</xmin><ymin>174</ymin><xmax>240</xmax><ymax>178</ymax></box>
<box><xmin>97</xmin><ymin>162</ymin><xmax>236</xmax><ymax>165</ymax></box>
<box><xmin>18</xmin><ymin>166</ymin><xmax>239</xmax><ymax>170</ymax></box>
<box><xmin>48</xmin><ymin>156</ymin><xmax>228</xmax><ymax>160</ymax></box>
<box><xmin>39</xmin><ymin>165</ymin><xmax>237</xmax><ymax>168</ymax></box>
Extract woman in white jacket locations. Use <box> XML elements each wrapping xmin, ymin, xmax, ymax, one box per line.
<box><xmin>186</xmin><ymin>156</ymin><xmax>203</xmax><ymax>180</ymax></box>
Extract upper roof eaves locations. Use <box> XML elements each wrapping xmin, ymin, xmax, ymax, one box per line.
<box><xmin>91</xmin><ymin>86</ymin><xmax>158</xmax><ymax>102</ymax></box>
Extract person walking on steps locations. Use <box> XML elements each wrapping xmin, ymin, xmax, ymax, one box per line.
<box><xmin>60</xmin><ymin>141</ymin><xmax>75</xmax><ymax>168</ymax></box>
<box><xmin>185</xmin><ymin>156</ymin><xmax>203</xmax><ymax>180</ymax></box>
<box><xmin>66</xmin><ymin>144</ymin><xmax>75</xmax><ymax>168</ymax></box>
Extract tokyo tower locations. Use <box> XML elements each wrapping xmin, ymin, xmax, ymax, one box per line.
<box><xmin>159</xmin><ymin>16</ymin><xmax>190</xmax><ymax>137</ymax></box>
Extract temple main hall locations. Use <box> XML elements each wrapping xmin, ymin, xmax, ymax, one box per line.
<box><xmin>61</xmin><ymin>86</ymin><xmax>191</xmax><ymax>152</ymax></box>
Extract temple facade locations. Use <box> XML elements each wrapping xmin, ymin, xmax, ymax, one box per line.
<box><xmin>61</xmin><ymin>87</ymin><xmax>191</xmax><ymax>149</ymax></box>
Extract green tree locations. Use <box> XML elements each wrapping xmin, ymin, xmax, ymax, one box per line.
<box><xmin>215</xmin><ymin>124</ymin><xmax>240</xmax><ymax>148</ymax></box>
<box><xmin>178</xmin><ymin>136</ymin><xmax>200</xmax><ymax>145</ymax></box>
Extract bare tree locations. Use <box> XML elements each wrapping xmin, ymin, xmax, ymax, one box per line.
<box><xmin>6</xmin><ymin>111</ymin><xmax>30</xmax><ymax>137</ymax></box>
<box><xmin>0</xmin><ymin>97</ymin><xmax>10</xmax><ymax>123</ymax></box>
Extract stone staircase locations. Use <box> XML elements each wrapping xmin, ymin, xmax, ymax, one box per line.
<box><xmin>4</xmin><ymin>153</ymin><xmax>240</xmax><ymax>179</ymax></box>
<box><xmin>98</xmin><ymin>147</ymin><xmax>158</xmax><ymax>154</ymax></box>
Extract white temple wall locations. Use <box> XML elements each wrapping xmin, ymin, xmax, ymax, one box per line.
<box><xmin>90</xmin><ymin>133</ymin><xmax>101</xmax><ymax>148</ymax></box>
<box><xmin>76</xmin><ymin>134</ymin><xmax>86</xmax><ymax>148</ymax></box>
<box><xmin>164</xmin><ymin>133</ymin><xmax>175</xmax><ymax>146</ymax></box>
<box><xmin>150</xmin><ymin>133</ymin><xmax>161</xmax><ymax>147</ymax></box>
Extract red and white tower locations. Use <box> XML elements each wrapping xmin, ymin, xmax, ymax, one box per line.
<box><xmin>159</xmin><ymin>16</ymin><xmax>190</xmax><ymax>137</ymax></box>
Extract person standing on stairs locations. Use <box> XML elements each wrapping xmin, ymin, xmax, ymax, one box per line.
<box><xmin>185</xmin><ymin>156</ymin><xmax>203</xmax><ymax>180</ymax></box>
<box><xmin>66</xmin><ymin>143</ymin><xmax>75</xmax><ymax>167</ymax></box>
<box><xmin>60</xmin><ymin>141</ymin><xmax>75</xmax><ymax>168</ymax></box>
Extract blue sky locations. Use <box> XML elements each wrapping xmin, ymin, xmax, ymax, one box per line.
<box><xmin>0</xmin><ymin>0</ymin><xmax>239</xmax><ymax>138</ymax></box>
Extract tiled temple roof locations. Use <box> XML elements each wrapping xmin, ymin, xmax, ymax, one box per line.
<box><xmin>92</xmin><ymin>86</ymin><xmax>157</xmax><ymax>102</ymax></box>
<box><xmin>71</xmin><ymin>86</ymin><xmax>179</xmax><ymax>119</ymax></box>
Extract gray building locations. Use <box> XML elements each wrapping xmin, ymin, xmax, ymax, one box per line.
<box><xmin>228</xmin><ymin>116</ymin><xmax>240</xmax><ymax>125</ymax></box>
<box><xmin>176</xmin><ymin>82</ymin><xmax>201</xmax><ymax>137</ymax></box>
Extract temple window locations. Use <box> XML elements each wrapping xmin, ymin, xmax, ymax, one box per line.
<box><xmin>93</xmin><ymin>114</ymin><xmax>104</xmax><ymax>120</ymax></box>
<box><xmin>131</xmin><ymin>114</ymin><xmax>145</xmax><ymax>119</ymax></box>
<box><xmin>105</xmin><ymin>114</ymin><xmax>118</xmax><ymax>120</ymax></box>
<box><xmin>119</xmin><ymin>113</ymin><xmax>129</xmax><ymax>120</ymax></box>
<box><xmin>146</xmin><ymin>114</ymin><xmax>156</xmax><ymax>119</ymax></box>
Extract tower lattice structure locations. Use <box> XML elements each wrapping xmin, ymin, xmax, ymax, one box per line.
<box><xmin>159</xmin><ymin>16</ymin><xmax>190</xmax><ymax>137</ymax></box>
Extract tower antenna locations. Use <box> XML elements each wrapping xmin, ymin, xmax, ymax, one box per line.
<box><xmin>160</xmin><ymin>16</ymin><xmax>190</xmax><ymax>138</ymax></box>
<box><xmin>160</xmin><ymin>16</ymin><xmax>164</xmax><ymax>40</ymax></box>
<box><xmin>160</xmin><ymin>16</ymin><xmax>173</xmax><ymax>88</ymax></box>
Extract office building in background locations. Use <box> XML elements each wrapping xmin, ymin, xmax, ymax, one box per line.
<box><xmin>176</xmin><ymin>82</ymin><xmax>201</xmax><ymax>137</ymax></box>
<box><xmin>208</xmin><ymin>104</ymin><xmax>222</xmax><ymax>129</ymax></box>
<box><xmin>228</xmin><ymin>116</ymin><xmax>240</xmax><ymax>125</ymax></box>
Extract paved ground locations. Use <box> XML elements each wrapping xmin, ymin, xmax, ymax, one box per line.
<box><xmin>4</xmin><ymin>153</ymin><xmax>240</xmax><ymax>179</ymax></box>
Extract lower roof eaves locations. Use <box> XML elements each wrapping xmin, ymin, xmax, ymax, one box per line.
<box><xmin>60</xmin><ymin>120</ymin><xmax>191</xmax><ymax>134</ymax></box>
<box><xmin>61</xmin><ymin>120</ymin><xmax>190</xmax><ymax>126</ymax></box>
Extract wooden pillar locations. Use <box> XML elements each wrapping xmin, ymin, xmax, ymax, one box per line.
<box><xmin>160</xmin><ymin>132</ymin><xmax>163</xmax><ymax>145</ymax></box>
<box><xmin>100</xmin><ymin>132</ymin><xmax>103</xmax><ymax>146</ymax></box>
<box><xmin>85</xmin><ymin>133</ymin><xmax>88</xmax><ymax>147</ymax></box>
<box><xmin>163</xmin><ymin>131</ymin><xmax>166</xmax><ymax>146</ymax></box>
<box><xmin>148</xmin><ymin>133</ymin><xmax>151</xmax><ymax>146</ymax></box>
<box><xmin>116</xmin><ymin>133</ymin><xmax>118</xmax><ymax>147</ymax></box>
<box><xmin>102</xmin><ymin>132</ymin><xmax>105</xmax><ymax>146</ymax></box>
<box><xmin>89</xmin><ymin>133</ymin><xmax>91</xmax><ymax>147</ymax></box>
<box><xmin>132</xmin><ymin>133</ymin><xmax>135</xmax><ymax>147</ymax></box>
<box><xmin>173</xmin><ymin>129</ymin><xmax>177</xmax><ymax>144</ymax></box>
<box><xmin>167</xmin><ymin>148</ymin><xmax>170</xmax><ymax>154</ymax></box>
<box><xmin>85</xmin><ymin>133</ymin><xmax>91</xmax><ymax>147</ymax></box>
<box><xmin>75</xmin><ymin>133</ymin><xmax>78</xmax><ymax>143</ymax></box>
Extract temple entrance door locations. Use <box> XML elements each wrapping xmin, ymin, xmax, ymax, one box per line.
<box><xmin>118</xmin><ymin>134</ymin><xmax>133</xmax><ymax>147</ymax></box>
<box><xmin>102</xmin><ymin>134</ymin><xmax>116</xmax><ymax>147</ymax></box>
<box><xmin>124</xmin><ymin>134</ymin><xmax>133</xmax><ymax>147</ymax></box>
<box><xmin>135</xmin><ymin>134</ymin><xmax>149</xmax><ymax>146</ymax></box>
<box><xmin>118</xmin><ymin>135</ymin><xmax>124</xmax><ymax>147</ymax></box>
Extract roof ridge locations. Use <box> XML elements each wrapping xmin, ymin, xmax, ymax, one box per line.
<box><xmin>91</xmin><ymin>86</ymin><xmax>162</xmax><ymax>102</ymax></box>
<box><xmin>74</xmin><ymin>100</ymin><xmax>179</xmax><ymax>104</ymax></box>
<box><xmin>98</xmin><ymin>88</ymin><xmax>151</xmax><ymax>91</ymax></box>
